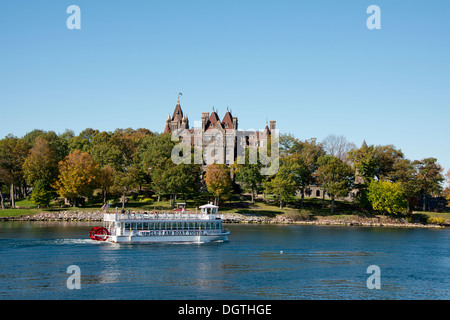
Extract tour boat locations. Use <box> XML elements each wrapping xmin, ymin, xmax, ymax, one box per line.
<box><xmin>89</xmin><ymin>203</ymin><xmax>230</xmax><ymax>243</ymax></box>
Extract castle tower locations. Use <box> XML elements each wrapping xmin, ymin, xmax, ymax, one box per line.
<box><xmin>164</xmin><ymin>99</ymin><xmax>189</xmax><ymax>133</ymax></box>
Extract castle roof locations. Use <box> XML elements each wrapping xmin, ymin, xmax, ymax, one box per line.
<box><xmin>171</xmin><ymin>99</ymin><xmax>183</xmax><ymax>122</ymax></box>
<box><xmin>163</xmin><ymin>123</ymin><xmax>170</xmax><ymax>133</ymax></box>
<box><xmin>206</xmin><ymin>110</ymin><xmax>223</xmax><ymax>130</ymax></box>
<box><xmin>221</xmin><ymin>110</ymin><xmax>234</xmax><ymax>129</ymax></box>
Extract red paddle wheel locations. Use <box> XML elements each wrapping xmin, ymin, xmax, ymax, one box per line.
<box><xmin>89</xmin><ymin>227</ymin><xmax>109</xmax><ymax>241</ymax></box>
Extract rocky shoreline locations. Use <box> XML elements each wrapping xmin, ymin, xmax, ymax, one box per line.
<box><xmin>0</xmin><ymin>210</ymin><xmax>448</xmax><ymax>228</ymax></box>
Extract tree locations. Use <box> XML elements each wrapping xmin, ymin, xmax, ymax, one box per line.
<box><xmin>316</xmin><ymin>155</ymin><xmax>354</xmax><ymax>213</ymax></box>
<box><xmin>373</xmin><ymin>145</ymin><xmax>404</xmax><ymax>180</ymax></box>
<box><xmin>156</xmin><ymin>162</ymin><xmax>202</xmax><ymax>208</ymax></box>
<box><xmin>113</xmin><ymin>166</ymin><xmax>140</xmax><ymax>209</ymax></box>
<box><xmin>0</xmin><ymin>135</ymin><xmax>30</xmax><ymax>208</ymax></box>
<box><xmin>138</xmin><ymin>133</ymin><xmax>177</xmax><ymax>202</ymax></box>
<box><xmin>53</xmin><ymin>150</ymin><xmax>100</xmax><ymax>207</ymax></box>
<box><xmin>445</xmin><ymin>170</ymin><xmax>450</xmax><ymax>208</ymax></box>
<box><xmin>289</xmin><ymin>138</ymin><xmax>325</xmax><ymax>208</ymax></box>
<box><xmin>367</xmin><ymin>180</ymin><xmax>407</xmax><ymax>215</ymax></box>
<box><xmin>233</xmin><ymin>148</ymin><xmax>262</xmax><ymax>203</ymax></box>
<box><xmin>347</xmin><ymin>143</ymin><xmax>378</xmax><ymax>208</ymax></box>
<box><xmin>89</xmin><ymin>131</ymin><xmax>124</xmax><ymax>171</ymax></box>
<box><xmin>23</xmin><ymin>137</ymin><xmax>59</xmax><ymax>188</ymax></box>
<box><xmin>97</xmin><ymin>165</ymin><xmax>116</xmax><ymax>205</ymax></box>
<box><xmin>321</xmin><ymin>134</ymin><xmax>356</xmax><ymax>163</ymax></box>
<box><xmin>110</xmin><ymin>128</ymin><xmax>153</xmax><ymax>168</ymax></box>
<box><xmin>0</xmin><ymin>176</ymin><xmax>7</xmax><ymax>209</ymax></box>
<box><xmin>30</xmin><ymin>179</ymin><xmax>54</xmax><ymax>208</ymax></box>
<box><xmin>23</xmin><ymin>129</ymin><xmax>70</xmax><ymax>162</ymax></box>
<box><xmin>413</xmin><ymin>158</ymin><xmax>445</xmax><ymax>211</ymax></box>
<box><xmin>388</xmin><ymin>158</ymin><xmax>420</xmax><ymax>212</ymax></box>
<box><xmin>264</xmin><ymin>173</ymin><xmax>297</xmax><ymax>210</ymax></box>
<box><xmin>263</xmin><ymin>155</ymin><xmax>298</xmax><ymax>209</ymax></box>
<box><xmin>279</xmin><ymin>133</ymin><xmax>298</xmax><ymax>157</ymax></box>
<box><xmin>205</xmin><ymin>163</ymin><xmax>232</xmax><ymax>205</ymax></box>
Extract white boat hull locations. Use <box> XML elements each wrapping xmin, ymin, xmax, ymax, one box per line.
<box><xmin>107</xmin><ymin>231</ymin><xmax>230</xmax><ymax>243</ymax></box>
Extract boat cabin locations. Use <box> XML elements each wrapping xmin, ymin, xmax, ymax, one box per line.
<box><xmin>199</xmin><ymin>203</ymin><xmax>219</xmax><ymax>215</ymax></box>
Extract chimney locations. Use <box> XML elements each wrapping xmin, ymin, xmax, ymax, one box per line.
<box><xmin>269</xmin><ymin>120</ymin><xmax>276</xmax><ymax>131</ymax></box>
<box><xmin>233</xmin><ymin>117</ymin><xmax>238</xmax><ymax>130</ymax></box>
<box><xmin>202</xmin><ymin>112</ymin><xmax>209</xmax><ymax>131</ymax></box>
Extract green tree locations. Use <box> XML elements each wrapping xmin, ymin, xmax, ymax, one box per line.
<box><xmin>233</xmin><ymin>148</ymin><xmax>262</xmax><ymax>203</ymax></box>
<box><xmin>98</xmin><ymin>165</ymin><xmax>116</xmax><ymax>205</ymax></box>
<box><xmin>30</xmin><ymin>179</ymin><xmax>54</xmax><ymax>208</ymax></box>
<box><xmin>316</xmin><ymin>155</ymin><xmax>354</xmax><ymax>213</ymax></box>
<box><xmin>367</xmin><ymin>180</ymin><xmax>407</xmax><ymax>215</ymax></box>
<box><xmin>289</xmin><ymin>138</ymin><xmax>325</xmax><ymax>208</ymax></box>
<box><xmin>113</xmin><ymin>165</ymin><xmax>141</xmax><ymax>209</ymax></box>
<box><xmin>23</xmin><ymin>129</ymin><xmax>70</xmax><ymax>162</ymax></box>
<box><xmin>138</xmin><ymin>133</ymin><xmax>177</xmax><ymax>201</ymax></box>
<box><xmin>23</xmin><ymin>137</ymin><xmax>59</xmax><ymax>188</ymax></box>
<box><xmin>348</xmin><ymin>143</ymin><xmax>377</xmax><ymax>208</ymax></box>
<box><xmin>388</xmin><ymin>158</ymin><xmax>420</xmax><ymax>212</ymax></box>
<box><xmin>413</xmin><ymin>157</ymin><xmax>445</xmax><ymax>211</ymax></box>
<box><xmin>263</xmin><ymin>156</ymin><xmax>298</xmax><ymax>209</ymax></box>
<box><xmin>89</xmin><ymin>131</ymin><xmax>124</xmax><ymax>171</ymax></box>
<box><xmin>0</xmin><ymin>135</ymin><xmax>30</xmax><ymax>208</ymax></box>
<box><xmin>158</xmin><ymin>162</ymin><xmax>202</xmax><ymax>208</ymax></box>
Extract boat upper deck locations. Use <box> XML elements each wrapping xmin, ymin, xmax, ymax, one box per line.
<box><xmin>104</xmin><ymin>212</ymin><xmax>224</xmax><ymax>222</ymax></box>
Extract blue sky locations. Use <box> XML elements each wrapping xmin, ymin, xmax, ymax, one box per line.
<box><xmin>1</xmin><ymin>1</ymin><xmax>449</xmax><ymax>177</ymax></box>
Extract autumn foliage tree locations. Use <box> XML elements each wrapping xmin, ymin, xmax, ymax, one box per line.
<box><xmin>23</xmin><ymin>137</ymin><xmax>58</xmax><ymax>188</ymax></box>
<box><xmin>54</xmin><ymin>150</ymin><xmax>100</xmax><ymax>207</ymax></box>
<box><xmin>204</xmin><ymin>163</ymin><xmax>231</xmax><ymax>205</ymax></box>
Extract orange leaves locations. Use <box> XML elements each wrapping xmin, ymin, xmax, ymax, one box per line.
<box><xmin>204</xmin><ymin>163</ymin><xmax>232</xmax><ymax>200</ymax></box>
<box><xmin>54</xmin><ymin>150</ymin><xmax>99</xmax><ymax>199</ymax></box>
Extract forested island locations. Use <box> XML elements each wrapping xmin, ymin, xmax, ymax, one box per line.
<box><xmin>0</xmin><ymin>128</ymin><xmax>449</xmax><ymax>227</ymax></box>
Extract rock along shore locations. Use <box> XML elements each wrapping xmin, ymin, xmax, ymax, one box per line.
<box><xmin>0</xmin><ymin>211</ymin><xmax>448</xmax><ymax>228</ymax></box>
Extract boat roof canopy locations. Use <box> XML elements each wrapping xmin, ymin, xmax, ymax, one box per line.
<box><xmin>199</xmin><ymin>203</ymin><xmax>218</xmax><ymax>209</ymax></box>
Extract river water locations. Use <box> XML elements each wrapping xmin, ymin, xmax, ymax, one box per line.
<box><xmin>0</xmin><ymin>222</ymin><xmax>448</xmax><ymax>300</ymax></box>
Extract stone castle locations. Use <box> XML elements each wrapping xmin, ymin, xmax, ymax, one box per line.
<box><xmin>163</xmin><ymin>99</ymin><xmax>276</xmax><ymax>166</ymax></box>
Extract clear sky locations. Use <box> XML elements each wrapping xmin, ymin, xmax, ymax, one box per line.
<box><xmin>1</xmin><ymin>1</ymin><xmax>449</xmax><ymax>177</ymax></box>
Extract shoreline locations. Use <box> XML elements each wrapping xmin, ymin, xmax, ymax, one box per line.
<box><xmin>0</xmin><ymin>211</ymin><xmax>448</xmax><ymax>229</ymax></box>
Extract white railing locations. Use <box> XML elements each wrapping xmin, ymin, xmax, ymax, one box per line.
<box><xmin>104</xmin><ymin>213</ymin><xmax>223</xmax><ymax>221</ymax></box>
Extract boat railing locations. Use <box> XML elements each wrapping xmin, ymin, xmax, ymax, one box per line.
<box><xmin>104</xmin><ymin>213</ymin><xmax>223</xmax><ymax>221</ymax></box>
